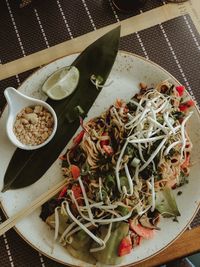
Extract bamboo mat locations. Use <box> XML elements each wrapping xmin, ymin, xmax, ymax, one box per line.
<box><xmin>2</xmin><ymin>1</ymin><xmax>200</xmax><ymax>81</ymax></box>
<box><xmin>0</xmin><ymin>0</ymin><xmax>163</xmax><ymax>64</ymax></box>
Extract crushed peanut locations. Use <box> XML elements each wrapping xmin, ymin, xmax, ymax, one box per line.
<box><xmin>139</xmin><ymin>82</ymin><xmax>147</xmax><ymax>90</ymax></box>
<box><xmin>13</xmin><ymin>105</ymin><xmax>54</xmax><ymax>146</ymax></box>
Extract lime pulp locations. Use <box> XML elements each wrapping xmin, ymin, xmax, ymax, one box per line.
<box><xmin>42</xmin><ymin>66</ymin><xmax>80</xmax><ymax>100</ymax></box>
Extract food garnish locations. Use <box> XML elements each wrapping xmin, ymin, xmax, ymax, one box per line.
<box><xmin>41</xmin><ymin>80</ymin><xmax>194</xmax><ymax>265</ymax></box>
<box><xmin>42</xmin><ymin>66</ymin><xmax>80</xmax><ymax>101</ymax></box>
<box><xmin>13</xmin><ymin>105</ymin><xmax>54</xmax><ymax>146</ymax></box>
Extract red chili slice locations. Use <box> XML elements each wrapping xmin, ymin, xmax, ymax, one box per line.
<box><xmin>73</xmin><ymin>130</ymin><xmax>85</xmax><ymax>145</ymax></box>
<box><xmin>58</xmin><ymin>186</ymin><xmax>67</xmax><ymax>199</ymax></box>
<box><xmin>71</xmin><ymin>184</ymin><xmax>83</xmax><ymax>205</ymax></box>
<box><xmin>118</xmin><ymin>235</ymin><xmax>132</xmax><ymax>257</ymax></box>
<box><xmin>103</xmin><ymin>145</ymin><xmax>113</xmax><ymax>155</ymax></box>
<box><xmin>176</xmin><ymin>85</ymin><xmax>185</xmax><ymax>96</ymax></box>
<box><xmin>179</xmin><ymin>100</ymin><xmax>195</xmax><ymax>112</ymax></box>
<box><xmin>185</xmin><ymin>100</ymin><xmax>195</xmax><ymax>107</ymax></box>
<box><xmin>70</xmin><ymin>165</ymin><xmax>81</xmax><ymax>179</ymax></box>
<box><xmin>100</xmin><ymin>132</ymin><xmax>109</xmax><ymax>147</ymax></box>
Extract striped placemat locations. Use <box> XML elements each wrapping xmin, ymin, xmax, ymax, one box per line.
<box><xmin>1</xmin><ymin>0</ymin><xmax>164</xmax><ymax>64</ymax></box>
<box><xmin>0</xmin><ymin>13</ymin><xmax>200</xmax><ymax>267</ymax></box>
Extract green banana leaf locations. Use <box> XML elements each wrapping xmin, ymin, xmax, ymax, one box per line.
<box><xmin>2</xmin><ymin>26</ymin><xmax>120</xmax><ymax>192</ymax></box>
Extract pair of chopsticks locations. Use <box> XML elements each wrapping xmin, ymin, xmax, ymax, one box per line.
<box><xmin>0</xmin><ymin>179</ymin><xmax>67</xmax><ymax>236</ymax></box>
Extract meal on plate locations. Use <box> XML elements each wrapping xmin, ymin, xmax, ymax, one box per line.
<box><xmin>40</xmin><ymin>80</ymin><xmax>194</xmax><ymax>265</ymax></box>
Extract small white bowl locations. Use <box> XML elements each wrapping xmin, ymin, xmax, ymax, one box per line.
<box><xmin>4</xmin><ymin>87</ymin><xmax>57</xmax><ymax>150</ymax></box>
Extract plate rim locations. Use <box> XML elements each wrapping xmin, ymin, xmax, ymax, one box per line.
<box><xmin>1</xmin><ymin>50</ymin><xmax>200</xmax><ymax>267</ymax></box>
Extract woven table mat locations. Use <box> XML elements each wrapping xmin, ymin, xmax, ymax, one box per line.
<box><xmin>0</xmin><ymin>13</ymin><xmax>200</xmax><ymax>267</ymax></box>
<box><xmin>0</xmin><ymin>0</ymin><xmax>164</xmax><ymax>64</ymax></box>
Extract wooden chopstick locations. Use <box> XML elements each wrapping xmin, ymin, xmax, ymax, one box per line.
<box><xmin>0</xmin><ymin>179</ymin><xmax>67</xmax><ymax>236</ymax></box>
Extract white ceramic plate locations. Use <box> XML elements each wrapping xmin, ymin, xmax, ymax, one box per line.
<box><xmin>0</xmin><ymin>52</ymin><xmax>200</xmax><ymax>267</ymax></box>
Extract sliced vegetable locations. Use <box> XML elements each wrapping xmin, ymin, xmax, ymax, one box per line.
<box><xmin>120</xmin><ymin>176</ymin><xmax>129</xmax><ymax>188</ymax></box>
<box><xmin>70</xmin><ymin>165</ymin><xmax>80</xmax><ymax>179</ymax></box>
<box><xmin>100</xmin><ymin>132</ymin><xmax>109</xmax><ymax>147</ymax></box>
<box><xmin>127</xmin><ymin>101</ymin><xmax>138</xmax><ymax>112</ymax></box>
<box><xmin>66</xmin><ymin>230</ymin><xmax>96</xmax><ymax>264</ymax></box>
<box><xmin>139</xmin><ymin>213</ymin><xmax>160</xmax><ymax>230</ymax></box>
<box><xmin>129</xmin><ymin>222</ymin><xmax>155</xmax><ymax>239</ymax></box>
<box><xmin>186</xmin><ymin>100</ymin><xmax>195</xmax><ymax>107</ymax></box>
<box><xmin>181</xmin><ymin>153</ymin><xmax>190</xmax><ymax>169</ymax></box>
<box><xmin>103</xmin><ymin>145</ymin><xmax>113</xmax><ymax>155</ymax></box>
<box><xmin>40</xmin><ymin>198</ymin><xmax>58</xmax><ymax>221</ymax></box>
<box><xmin>42</xmin><ymin>66</ymin><xmax>80</xmax><ymax>100</ymax></box>
<box><xmin>71</xmin><ymin>184</ymin><xmax>83</xmax><ymax>204</ymax></box>
<box><xmin>92</xmin><ymin>222</ymin><xmax>129</xmax><ymax>265</ymax></box>
<box><xmin>117</xmin><ymin>206</ymin><xmax>130</xmax><ymax>216</ymax></box>
<box><xmin>73</xmin><ymin>130</ymin><xmax>85</xmax><ymax>145</ymax></box>
<box><xmin>70</xmin><ymin>230</ymin><xmax>92</xmax><ymax>250</ymax></box>
<box><xmin>90</xmin><ymin>74</ymin><xmax>104</xmax><ymax>90</ymax></box>
<box><xmin>58</xmin><ymin>186</ymin><xmax>67</xmax><ymax>199</ymax></box>
<box><xmin>131</xmin><ymin>157</ymin><xmax>140</xmax><ymax>167</ymax></box>
<box><xmin>176</xmin><ymin>85</ymin><xmax>185</xmax><ymax>96</ymax></box>
<box><xmin>65</xmin><ymin>105</ymin><xmax>85</xmax><ymax>123</ymax></box>
<box><xmin>179</xmin><ymin>100</ymin><xmax>195</xmax><ymax>112</ymax></box>
<box><xmin>118</xmin><ymin>235</ymin><xmax>132</xmax><ymax>257</ymax></box>
<box><xmin>105</xmin><ymin>174</ymin><xmax>116</xmax><ymax>188</ymax></box>
<box><xmin>46</xmin><ymin>210</ymin><xmax>69</xmax><ymax>235</ymax></box>
<box><xmin>155</xmin><ymin>187</ymin><xmax>181</xmax><ymax>218</ymax></box>
<box><xmin>81</xmin><ymin>162</ymin><xmax>90</xmax><ymax>175</ymax></box>
<box><xmin>59</xmin><ymin>155</ymin><xmax>67</xmax><ymax>161</ymax></box>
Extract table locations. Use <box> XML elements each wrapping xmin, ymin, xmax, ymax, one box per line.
<box><xmin>0</xmin><ymin>1</ymin><xmax>200</xmax><ymax>266</ymax></box>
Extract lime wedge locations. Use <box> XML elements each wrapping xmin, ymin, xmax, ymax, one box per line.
<box><xmin>42</xmin><ymin>66</ymin><xmax>79</xmax><ymax>100</ymax></box>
